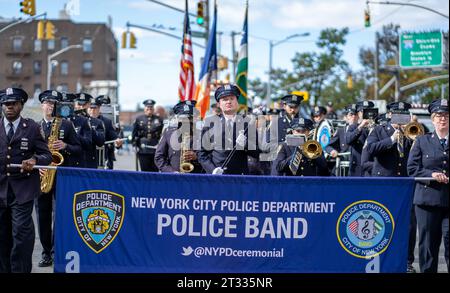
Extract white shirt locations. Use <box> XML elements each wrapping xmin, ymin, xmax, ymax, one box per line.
<box><xmin>3</xmin><ymin>116</ymin><xmax>20</xmax><ymax>135</ymax></box>
<box><xmin>436</xmin><ymin>133</ymin><xmax>449</xmax><ymax>145</ymax></box>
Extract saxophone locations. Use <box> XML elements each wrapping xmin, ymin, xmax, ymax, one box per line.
<box><xmin>40</xmin><ymin>117</ymin><xmax>65</xmax><ymax>193</ymax></box>
<box><xmin>179</xmin><ymin>133</ymin><xmax>194</xmax><ymax>173</ymax></box>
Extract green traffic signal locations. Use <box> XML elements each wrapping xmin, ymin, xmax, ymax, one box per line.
<box><xmin>196</xmin><ymin>17</ymin><xmax>204</xmax><ymax>25</ymax></box>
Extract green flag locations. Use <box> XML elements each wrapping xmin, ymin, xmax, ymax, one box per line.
<box><xmin>235</xmin><ymin>5</ymin><xmax>248</xmax><ymax>112</ymax></box>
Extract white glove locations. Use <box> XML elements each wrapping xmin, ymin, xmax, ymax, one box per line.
<box><xmin>212</xmin><ymin>167</ymin><xmax>224</xmax><ymax>175</ymax></box>
<box><xmin>390</xmin><ymin>129</ymin><xmax>400</xmax><ymax>143</ymax></box>
<box><xmin>236</xmin><ymin>131</ymin><xmax>247</xmax><ymax>148</ymax></box>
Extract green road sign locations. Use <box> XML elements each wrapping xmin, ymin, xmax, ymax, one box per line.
<box><xmin>400</xmin><ymin>32</ymin><xmax>443</xmax><ymax>69</ymax></box>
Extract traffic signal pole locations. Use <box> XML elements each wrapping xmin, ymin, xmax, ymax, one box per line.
<box><xmin>0</xmin><ymin>12</ymin><xmax>46</xmax><ymax>34</ymax></box>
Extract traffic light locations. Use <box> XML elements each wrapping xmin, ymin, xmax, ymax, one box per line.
<box><xmin>37</xmin><ymin>20</ymin><xmax>45</xmax><ymax>40</ymax></box>
<box><xmin>129</xmin><ymin>32</ymin><xmax>137</xmax><ymax>49</ymax></box>
<box><xmin>347</xmin><ymin>74</ymin><xmax>353</xmax><ymax>89</ymax></box>
<box><xmin>197</xmin><ymin>1</ymin><xmax>205</xmax><ymax>26</ymax></box>
<box><xmin>121</xmin><ymin>31</ymin><xmax>127</xmax><ymax>49</ymax></box>
<box><xmin>364</xmin><ymin>9</ymin><xmax>371</xmax><ymax>27</ymax></box>
<box><xmin>291</xmin><ymin>91</ymin><xmax>309</xmax><ymax>102</ymax></box>
<box><xmin>45</xmin><ymin>21</ymin><xmax>55</xmax><ymax>40</ymax></box>
<box><xmin>19</xmin><ymin>0</ymin><xmax>36</xmax><ymax>16</ymax></box>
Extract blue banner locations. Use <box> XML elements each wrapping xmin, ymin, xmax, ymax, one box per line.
<box><xmin>54</xmin><ymin>168</ymin><xmax>414</xmax><ymax>273</ymax></box>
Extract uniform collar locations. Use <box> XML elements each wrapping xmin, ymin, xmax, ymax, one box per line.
<box><xmin>3</xmin><ymin>116</ymin><xmax>21</xmax><ymax>131</ymax></box>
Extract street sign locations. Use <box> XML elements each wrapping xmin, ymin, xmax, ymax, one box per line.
<box><xmin>191</xmin><ymin>30</ymin><xmax>206</xmax><ymax>39</ymax></box>
<box><xmin>400</xmin><ymin>31</ymin><xmax>443</xmax><ymax>69</ymax></box>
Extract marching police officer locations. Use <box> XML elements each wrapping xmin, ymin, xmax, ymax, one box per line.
<box><xmin>326</xmin><ymin>104</ymin><xmax>356</xmax><ymax>176</ymax></box>
<box><xmin>0</xmin><ymin>88</ymin><xmax>52</xmax><ymax>273</ymax></box>
<box><xmin>345</xmin><ymin>101</ymin><xmax>375</xmax><ymax>176</ymax></box>
<box><xmin>408</xmin><ymin>99</ymin><xmax>449</xmax><ymax>273</ymax></box>
<box><xmin>62</xmin><ymin>93</ymin><xmax>92</xmax><ymax>168</ymax></box>
<box><xmin>74</xmin><ymin>93</ymin><xmax>105</xmax><ymax>168</ymax></box>
<box><xmin>311</xmin><ymin>105</ymin><xmax>327</xmax><ymax>126</ymax></box>
<box><xmin>326</xmin><ymin>101</ymin><xmax>338</xmax><ymax>120</ymax></box>
<box><xmin>366</xmin><ymin>101</ymin><xmax>417</xmax><ymax>272</ymax></box>
<box><xmin>88</xmin><ymin>96</ymin><xmax>122</xmax><ymax>169</ymax></box>
<box><xmin>155</xmin><ymin>100</ymin><xmax>203</xmax><ymax>173</ymax></box>
<box><xmin>132</xmin><ymin>99</ymin><xmax>164</xmax><ymax>172</ymax></box>
<box><xmin>35</xmin><ymin>90</ymin><xmax>82</xmax><ymax>267</ymax></box>
<box><xmin>272</xmin><ymin>118</ymin><xmax>329</xmax><ymax>177</ymax></box>
<box><xmin>274</xmin><ymin>94</ymin><xmax>303</xmax><ymax>143</ymax></box>
<box><xmin>198</xmin><ymin>84</ymin><xmax>260</xmax><ymax>175</ymax></box>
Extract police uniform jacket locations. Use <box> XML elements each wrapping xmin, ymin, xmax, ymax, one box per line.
<box><xmin>132</xmin><ymin>114</ymin><xmax>163</xmax><ymax>155</ymax></box>
<box><xmin>69</xmin><ymin>115</ymin><xmax>92</xmax><ymax>168</ymax></box>
<box><xmin>345</xmin><ymin>123</ymin><xmax>370</xmax><ymax>176</ymax></box>
<box><xmin>99</xmin><ymin>115</ymin><xmax>118</xmax><ymax>164</ymax></box>
<box><xmin>361</xmin><ymin>146</ymin><xmax>374</xmax><ymax>176</ymax></box>
<box><xmin>154</xmin><ymin>127</ymin><xmax>203</xmax><ymax>173</ymax></box>
<box><xmin>0</xmin><ymin>118</ymin><xmax>52</xmax><ymax>205</ymax></box>
<box><xmin>407</xmin><ymin>132</ymin><xmax>449</xmax><ymax>207</ymax></box>
<box><xmin>85</xmin><ymin>117</ymin><xmax>105</xmax><ymax>168</ymax></box>
<box><xmin>40</xmin><ymin>118</ymin><xmax>82</xmax><ymax>167</ymax></box>
<box><xmin>271</xmin><ymin>143</ymin><xmax>330</xmax><ymax>176</ymax></box>
<box><xmin>366</xmin><ymin>123</ymin><xmax>413</xmax><ymax>177</ymax></box>
<box><xmin>275</xmin><ymin>113</ymin><xmax>298</xmax><ymax>143</ymax></box>
<box><xmin>197</xmin><ymin>115</ymin><xmax>260</xmax><ymax>175</ymax></box>
<box><xmin>325</xmin><ymin>125</ymin><xmax>349</xmax><ymax>154</ymax></box>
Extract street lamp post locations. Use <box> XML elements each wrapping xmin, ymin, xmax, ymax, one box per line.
<box><xmin>47</xmin><ymin>44</ymin><xmax>82</xmax><ymax>90</ymax></box>
<box><xmin>267</xmin><ymin>32</ymin><xmax>310</xmax><ymax>101</ymax></box>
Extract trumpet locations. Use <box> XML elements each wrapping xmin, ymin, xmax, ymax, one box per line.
<box><xmin>404</xmin><ymin>121</ymin><xmax>424</xmax><ymax>141</ymax></box>
<box><xmin>289</xmin><ymin>135</ymin><xmax>323</xmax><ymax>174</ymax></box>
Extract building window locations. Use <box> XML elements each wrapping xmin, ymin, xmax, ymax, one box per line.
<box><xmin>60</xmin><ymin>61</ymin><xmax>69</xmax><ymax>75</ymax></box>
<box><xmin>82</xmin><ymin>61</ymin><xmax>93</xmax><ymax>74</ymax></box>
<box><xmin>12</xmin><ymin>61</ymin><xmax>22</xmax><ymax>74</ymax></box>
<box><xmin>13</xmin><ymin>38</ymin><xmax>22</xmax><ymax>52</ymax></box>
<box><xmin>83</xmin><ymin>38</ymin><xmax>92</xmax><ymax>52</ymax></box>
<box><xmin>34</xmin><ymin>39</ymin><xmax>42</xmax><ymax>52</ymax></box>
<box><xmin>61</xmin><ymin>37</ymin><xmax>69</xmax><ymax>49</ymax></box>
<box><xmin>48</xmin><ymin>39</ymin><xmax>55</xmax><ymax>50</ymax></box>
<box><xmin>33</xmin><ymin>60</ymin><xmax>42</xmax><ymax>74</ymax></box>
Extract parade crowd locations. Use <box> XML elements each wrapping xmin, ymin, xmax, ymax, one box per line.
<box><xmin>0</xmin><ymin>83</ymin><xmax>448</xmax><ymax>274</ymax></box>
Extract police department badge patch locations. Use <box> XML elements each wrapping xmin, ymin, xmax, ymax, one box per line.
<box><xmin>336</xmin><ymin>200</ymin><xmax>394</xmax><ymax>258</ymax></box>
<box><xmin>73</xmin><ymin>190</ymin><xmax>125</xmax><ymax>253</ymax></box>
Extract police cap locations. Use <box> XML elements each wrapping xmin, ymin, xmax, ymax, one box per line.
<box><xmin>0</xmin><ymin>87</ymin><xmax>28</xmax><ymax>104</ymax></box>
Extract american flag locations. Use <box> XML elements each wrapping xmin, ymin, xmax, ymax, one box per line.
<box><xmin>178</xmin><ymin>0</ymin><xmax>195</xmax><ymax>102</ymax></box>
<box><xmin>348</xmin><ymin>220</ymin><xmax>358</xmax><ymax>236</ymax></box>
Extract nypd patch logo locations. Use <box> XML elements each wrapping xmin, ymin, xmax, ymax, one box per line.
<box><xmin>73</xmin><ymin>190</ymin><xmax>125</xmax><ymax>253</ymax></box>
<box><xmin>336</xmin><ymin>200</ymin><xmax>395</xmax><ymax>258</ymax></box>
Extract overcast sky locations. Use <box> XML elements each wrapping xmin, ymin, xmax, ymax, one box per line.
<box><xmin>0</xmin><ymin>0</ymin><xmax>448</xmax><ymax>110</ymax></box>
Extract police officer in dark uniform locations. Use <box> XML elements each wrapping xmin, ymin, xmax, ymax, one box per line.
<box><xmin>88</xmin><ymin>96</ymin><xmax>122</xmax><ymax>169</ymax></box>
<box><xmin>74</xmin><ymin>93</ymin><xmax>105</xmax><ymax>169</ymax></box>
<box><xmin>408</xmin><ymin>99</ymin><xmax>449</xmax><ymax>273</ymax></box>
<box><xmin>326</xmin><ymin>104</ymin><xmax>356</xmax><ymax>176</ymax></box>
<box><xmin>62</xmin><ymin>93</ymin><xmax>92</xmax><ymax>168</ymax></box>
<box><xmin>345</xmin><ymin>101</ymin><xmax>375</xmax><ymax>176</ymax></box>
<box><xmin>311</xmin><ymin>105</ymin><xmax>327</xmax><ymax>126</ymax></box>
<box><xmin>35</xmin><ymin>90</ymin><xmax>82</xmax><ymax>267</ymax></box>
<box><xmin>272</xmin><ymin>118</ymin><xmax>329</xmax><ymax>177</ymax></box>
<box><xmin>360</xmin><ymin>113</ymin><xmax>390</xmax><ymax>177</ymax></box>
<box><xmin>0</xmin><ymin>88</ymin><xmax>52</xmax><ymax>273</ymax></box>
<box><xmin>198</xmin><ymin>84</ymin><xmax>260</xmax><ymax>175</ymax></box>
<box><xmin>272</xmin><ymin>94</ymin><xmax>303</xmax><ymax>143</ymax></box>
<box><xmin>326</xmin><ymin>101</ymin><xmax>338</xmax><ymax>120</ymax></box>
<box><xmin>366</xmin><ymin>101</ymin><xmax>417</xmax><ymax>272</ymax></box>
<box><xmin>155</xmin><ymin>100</ymin><xmax>203</xmax><ymax>173</ymax></box>
<box><xmin>132</xmin><ymin>99</ymin><xmax>164</xmax><ymax>172</ymax></box>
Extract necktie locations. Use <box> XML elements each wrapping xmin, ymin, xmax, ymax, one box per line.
<box><xmin>397</xmin><ymin>130</ymin><xmax>404</xmax><ymax>158</ymax></box>
<box><xmin>7</xmin><ymin>122</ymin><xmax>14</xmax><ymax>143</ymax></box>
<box><xmin>226</xmin><ymin>120</ymin><xmax>233</xmax><ymax>148</ymax></box>
<box><xmin>440</xmin><ymin>138</ymin><xmax>447</xmax><ymax>148</ymax></box>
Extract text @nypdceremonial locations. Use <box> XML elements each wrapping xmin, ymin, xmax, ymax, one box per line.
<box><xmin>131</xmin><ymin>196</ymin><xmax>336</xmax><ymax>239</ymax></box>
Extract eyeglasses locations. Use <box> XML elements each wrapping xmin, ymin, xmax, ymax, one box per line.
<box><xmin>435</xmin><ymin>113</ymin><xmax>449</xmax><ymax>119</ymax></box>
